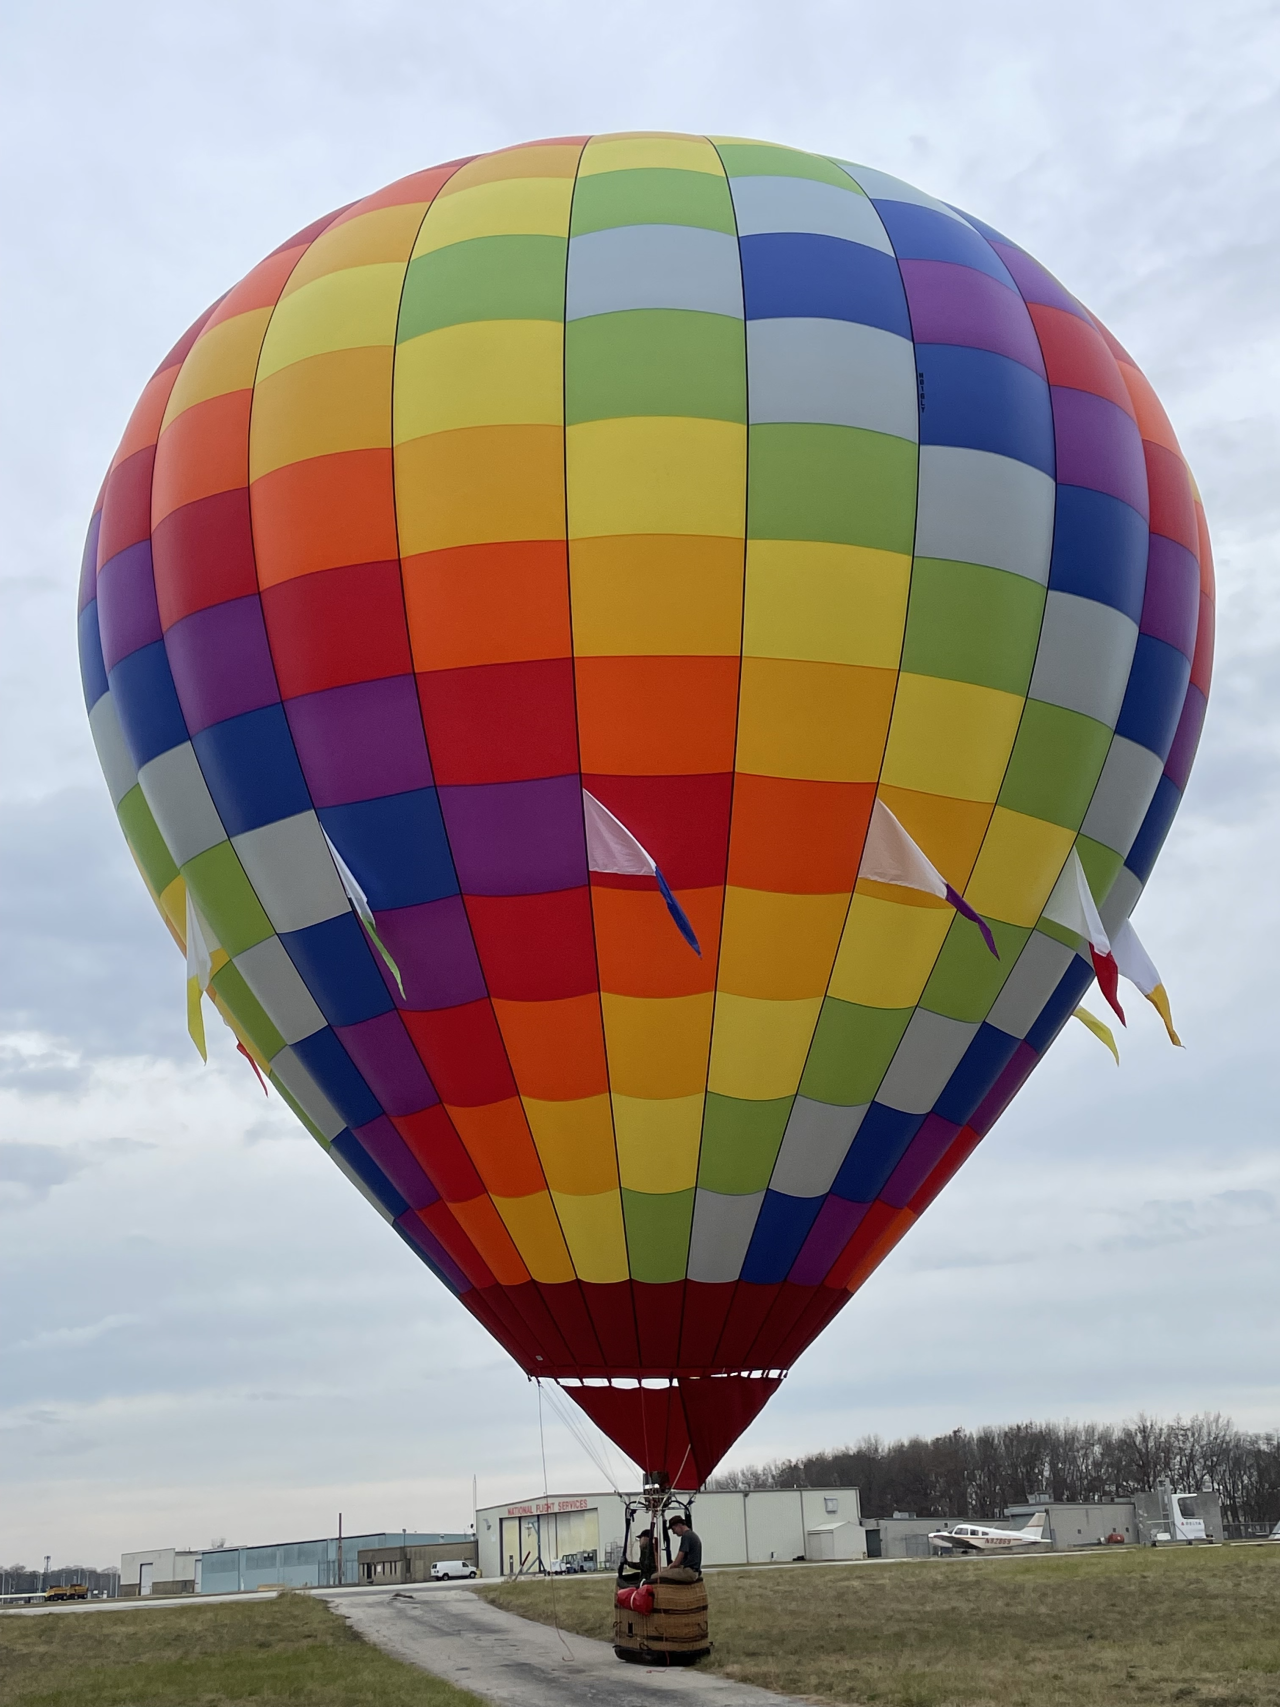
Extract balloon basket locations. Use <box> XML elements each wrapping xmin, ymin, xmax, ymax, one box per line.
<box><xmin>612</xmin><ymin>1578</ymin><xmax>710</xmax><ymax>1664</ymax></box>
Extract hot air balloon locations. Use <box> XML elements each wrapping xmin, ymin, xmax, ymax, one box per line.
<box><xmin>78</xmin><ymin>133</ymin><xmax>1213</xmax><ymax>1497</ymax></box>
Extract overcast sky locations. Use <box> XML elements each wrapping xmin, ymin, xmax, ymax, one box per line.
<box><xmin>3</xmin><ymin>0</ymin><xmax>1278</xmax><ymax>1570</ymax></box>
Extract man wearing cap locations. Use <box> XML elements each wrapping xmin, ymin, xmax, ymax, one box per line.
<box><xmin>651</xmin><ymin>1516</ymin><xmax>702</xmax><ymax>1583</ymax></box>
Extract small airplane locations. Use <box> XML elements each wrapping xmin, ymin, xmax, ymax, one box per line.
<box><xmin>928</xmin><ymin>1510</ymin><xmax>1053</xmax><ymax>1554</ymax></box>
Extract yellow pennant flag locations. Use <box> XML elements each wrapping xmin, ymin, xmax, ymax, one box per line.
<box><xmin>1144</xmin><ymin>982</ymin><xmax>1182</xmax><ymax>1049</ymax></box>
<box><xmin>1073</xmin><ymin>1005</ymin><xmax>1119</xmax><ymax>1065</ymax></box>
<box><xmin>185</xmin><ymin>890</ymin><xmax>212</xmax><ymax>1062</ymax></box>
<box><xmin>1113</xmin><ymin>919</ymin><xmax>1183</xmax><ymax>1046</ymax></box>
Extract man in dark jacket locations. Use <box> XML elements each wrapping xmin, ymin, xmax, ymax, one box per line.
<box><xmin>619</xmin><ymin>1525</ymin><xmax>657</xmax><ymax>1586</ymax></box>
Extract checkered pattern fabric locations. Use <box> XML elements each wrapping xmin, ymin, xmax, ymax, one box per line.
<box><xmin>79</xmin><ymin>135</ymin><xmax>1213</xmax><ymax>1478</ymax></box>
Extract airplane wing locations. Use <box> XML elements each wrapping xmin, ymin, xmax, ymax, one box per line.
<box><xmin>931</xmin><ymin>1532</ymin><xmax>979</xmax><ymax>1552</ymax></box>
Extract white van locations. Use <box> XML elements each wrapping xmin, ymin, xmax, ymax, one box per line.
<box><xmin>430</xmin><ymin>1559</ymin><xmax>477</xmax><ymax>1580</ymax></box>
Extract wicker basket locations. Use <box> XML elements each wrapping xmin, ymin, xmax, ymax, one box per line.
<box><xmin>613</xmin><ymin>1578</ymin><xmax>710</xmax><ymax>1664</ymax></box>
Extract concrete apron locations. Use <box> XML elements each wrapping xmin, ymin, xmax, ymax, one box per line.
<box><xmin>318</xmin><ymin>1585</ymin><xmax>801</xmax><ymax>1707</ymax></box>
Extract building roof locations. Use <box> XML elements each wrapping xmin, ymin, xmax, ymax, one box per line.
<box><xmin>198</xmin><ymin>1532</ymin><xmax>468</xmax><ymax>1558</ymax></box>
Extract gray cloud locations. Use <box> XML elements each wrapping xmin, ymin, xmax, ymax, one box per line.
<box><xmin>0</xmin><ymin>791</ymin><xmax>187</xmax><ymax>1059</ymax></box>
<box><xmin>0</xmin><ymin>1043</ymin><xmax>92</xmax><ymax>1101</ymax></box>
<box><xmin>0</xmin><ymin>1141</ymin><xmax>86</xmax><ymax>1200</ymax></box>
<box><xmin>0</xmin><ymin>1133</ymin><xmax>152</xmax><ymax>1209</ymax></box>
<box><xmin>1115</xmin><ymin>1190</ymin><xmax>1279</xmax><ymax>1250</ymax></box>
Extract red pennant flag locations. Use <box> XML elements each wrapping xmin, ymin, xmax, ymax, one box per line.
<box><xmin>1044</xmin><ymin>850</ymin><xmax>1125</xmax><ymax>1026</ymax></box>
<box><xmin>237</xmin><ymin>1042</ymin><xmax>269</xmax><ymax>1095</ymax></box>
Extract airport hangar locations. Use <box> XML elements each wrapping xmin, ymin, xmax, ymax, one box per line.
<box><xmin>477</xmin><ymin>1485</ymin><xmax>1224</xmax><ymax>1573</ymax></box>
<box><xmin>120</xmin><ymin>1486</ymin><xmax>1222</xmax><ymax>1593</ymax></box>
<box><xmin>120</xmin><ymin>1532</ymin><xmax>476</xmax><ymax>1596</ymax></box>
<box><xmin>476</xmin><ymin>1487</ymin><xmax>865</xmax><ymax>1577</ymax></box>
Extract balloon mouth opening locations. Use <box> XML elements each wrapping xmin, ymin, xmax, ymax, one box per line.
<box><xmin>557</xmin><ymin>1372</ymin><xmax>785</xmax><ymax>1489</ymax></box>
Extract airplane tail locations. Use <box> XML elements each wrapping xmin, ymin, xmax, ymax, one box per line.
<box><xmin>1021</xmin><ymin>1509</ymin><xmax>1048</xmax><ymax>1536</ymax></box>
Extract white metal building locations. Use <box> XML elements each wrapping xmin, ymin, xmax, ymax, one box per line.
<box><xmin>475</xmin><ymin>1487</ymin><xmax>864</xmax><ymax>1578</ymax></box>
<box><xmin>119</xmin><ymin>1548</ymin><xmax>200</xmax><ymax>1597</ymax></box>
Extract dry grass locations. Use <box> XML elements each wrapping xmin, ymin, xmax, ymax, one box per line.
<box><xmin>0</xmin><ymin>1590</ymin><xmax>482</xmax><ymax>1707</ymax></box>
<box><xmin>479</xmin><ymin>1544</ymin><xmax>1280</xmax><ymax>1706</ymax></box>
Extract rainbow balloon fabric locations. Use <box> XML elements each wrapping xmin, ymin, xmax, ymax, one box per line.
<box><xmin>78</xmin><ymin>135</ymin><xmax>1213</xmax><ymax>1485</ymax></box>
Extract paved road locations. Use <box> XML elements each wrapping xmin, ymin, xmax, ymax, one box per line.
<box><xmin>322</xmin><ymin>1585</ymin><xmax>804</xmax><ymax>1707</ymax></box>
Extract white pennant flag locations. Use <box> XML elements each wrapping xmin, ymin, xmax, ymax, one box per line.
<box><xmin>322</xmin><ymin>828</ymin><xmax>405</xmax><ymax>996</ymax></box>
<box><xmin>859</xmin><ymin>800</ymin><xmax>999</xmax><ymax>957</ymax></box>
<box><xmin>1043</xmin><ymin>849</ymin><xmax>1125</xmax><ymax>1025</ymax></box>
<box><xmin>185</xmin><ymin>889</ymin><xmax>212</xmax><ymax>1062</ymax></box>
<box><xmin>582</xmin><ymin>789</ymin><xmax>701</xmax><ymax>954</ymax></box>
<box><xmin>1113</xmin><ymin>919</ymin><xmax>1182</xmax><ymax>1046</ymax></box>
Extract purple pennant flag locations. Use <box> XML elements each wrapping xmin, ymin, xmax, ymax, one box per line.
<box><xmin>944</xmin><ymin>884</ymin><xmax>999</xmax><ymax>959</ymax></box>
<box><xmin>860</xmin><ymin>799</ymin><xmax>998</xmax><ymax>958</ymax></box>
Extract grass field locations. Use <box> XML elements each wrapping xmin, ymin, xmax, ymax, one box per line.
<box><xmin>481</xmin><ymin>1545</ymin><xmax>1280</xmax><ymax>1706</ymax></box>
<box><xmin>0</xmin><ymin>1591</ymin><xmax>482</xmax><ymax>1707</ymax></box>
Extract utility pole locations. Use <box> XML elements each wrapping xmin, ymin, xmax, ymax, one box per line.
<box><xmin>336</xmin><ymin>1513</ymin><xmax>343</xmax><ymax>1588</ymax></box>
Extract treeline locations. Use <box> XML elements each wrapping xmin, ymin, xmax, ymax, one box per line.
<box><xmin>0</xmin><ymin>1565</ymin><xmax>119</xmax><ymax>1596</ymax></box>
<box><xmin>709</xmin><ymin>1414</ymin><xmax>1280</xmax><ymax>1524</ymax></box>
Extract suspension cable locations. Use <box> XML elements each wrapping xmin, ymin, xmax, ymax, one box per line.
<box><xmin>536</xmin><ymin>1379</ymin><xmax>575</xmax><ymax>1661</ymax></box>
<box><xmin>539</xmin><ymin>1381</ymin><xmax>628</xmax><ymax>1495</ymax></box>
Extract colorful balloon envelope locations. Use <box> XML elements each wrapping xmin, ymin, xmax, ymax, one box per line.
<box><xmin>78</xmin><ymin>134</ymin><xmax>1213</xmax><ymax>1487</ymax></box>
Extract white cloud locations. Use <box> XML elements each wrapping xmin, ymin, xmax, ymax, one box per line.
<box><xmin>1</xmin><ymin>0</ymin><xmax>1277</xmax><ymax>1565</ymax></box>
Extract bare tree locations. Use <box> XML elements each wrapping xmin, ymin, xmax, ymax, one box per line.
<box><xmin>708</xmin><ymin>1414</ymin><xmax>1280</xmax><ymax>1523</ymax></box>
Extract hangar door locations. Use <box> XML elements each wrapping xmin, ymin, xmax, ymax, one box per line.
<box><xmin>499</xmin><ymin>1510</ymin><xmax>601</xmax><ymax>1575</ymax></box>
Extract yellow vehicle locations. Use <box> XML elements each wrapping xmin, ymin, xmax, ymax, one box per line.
<box><xmin>45</xmin><ymin>1584</ymin><xmax>88</xmax><ymax>1602</ymax></box>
